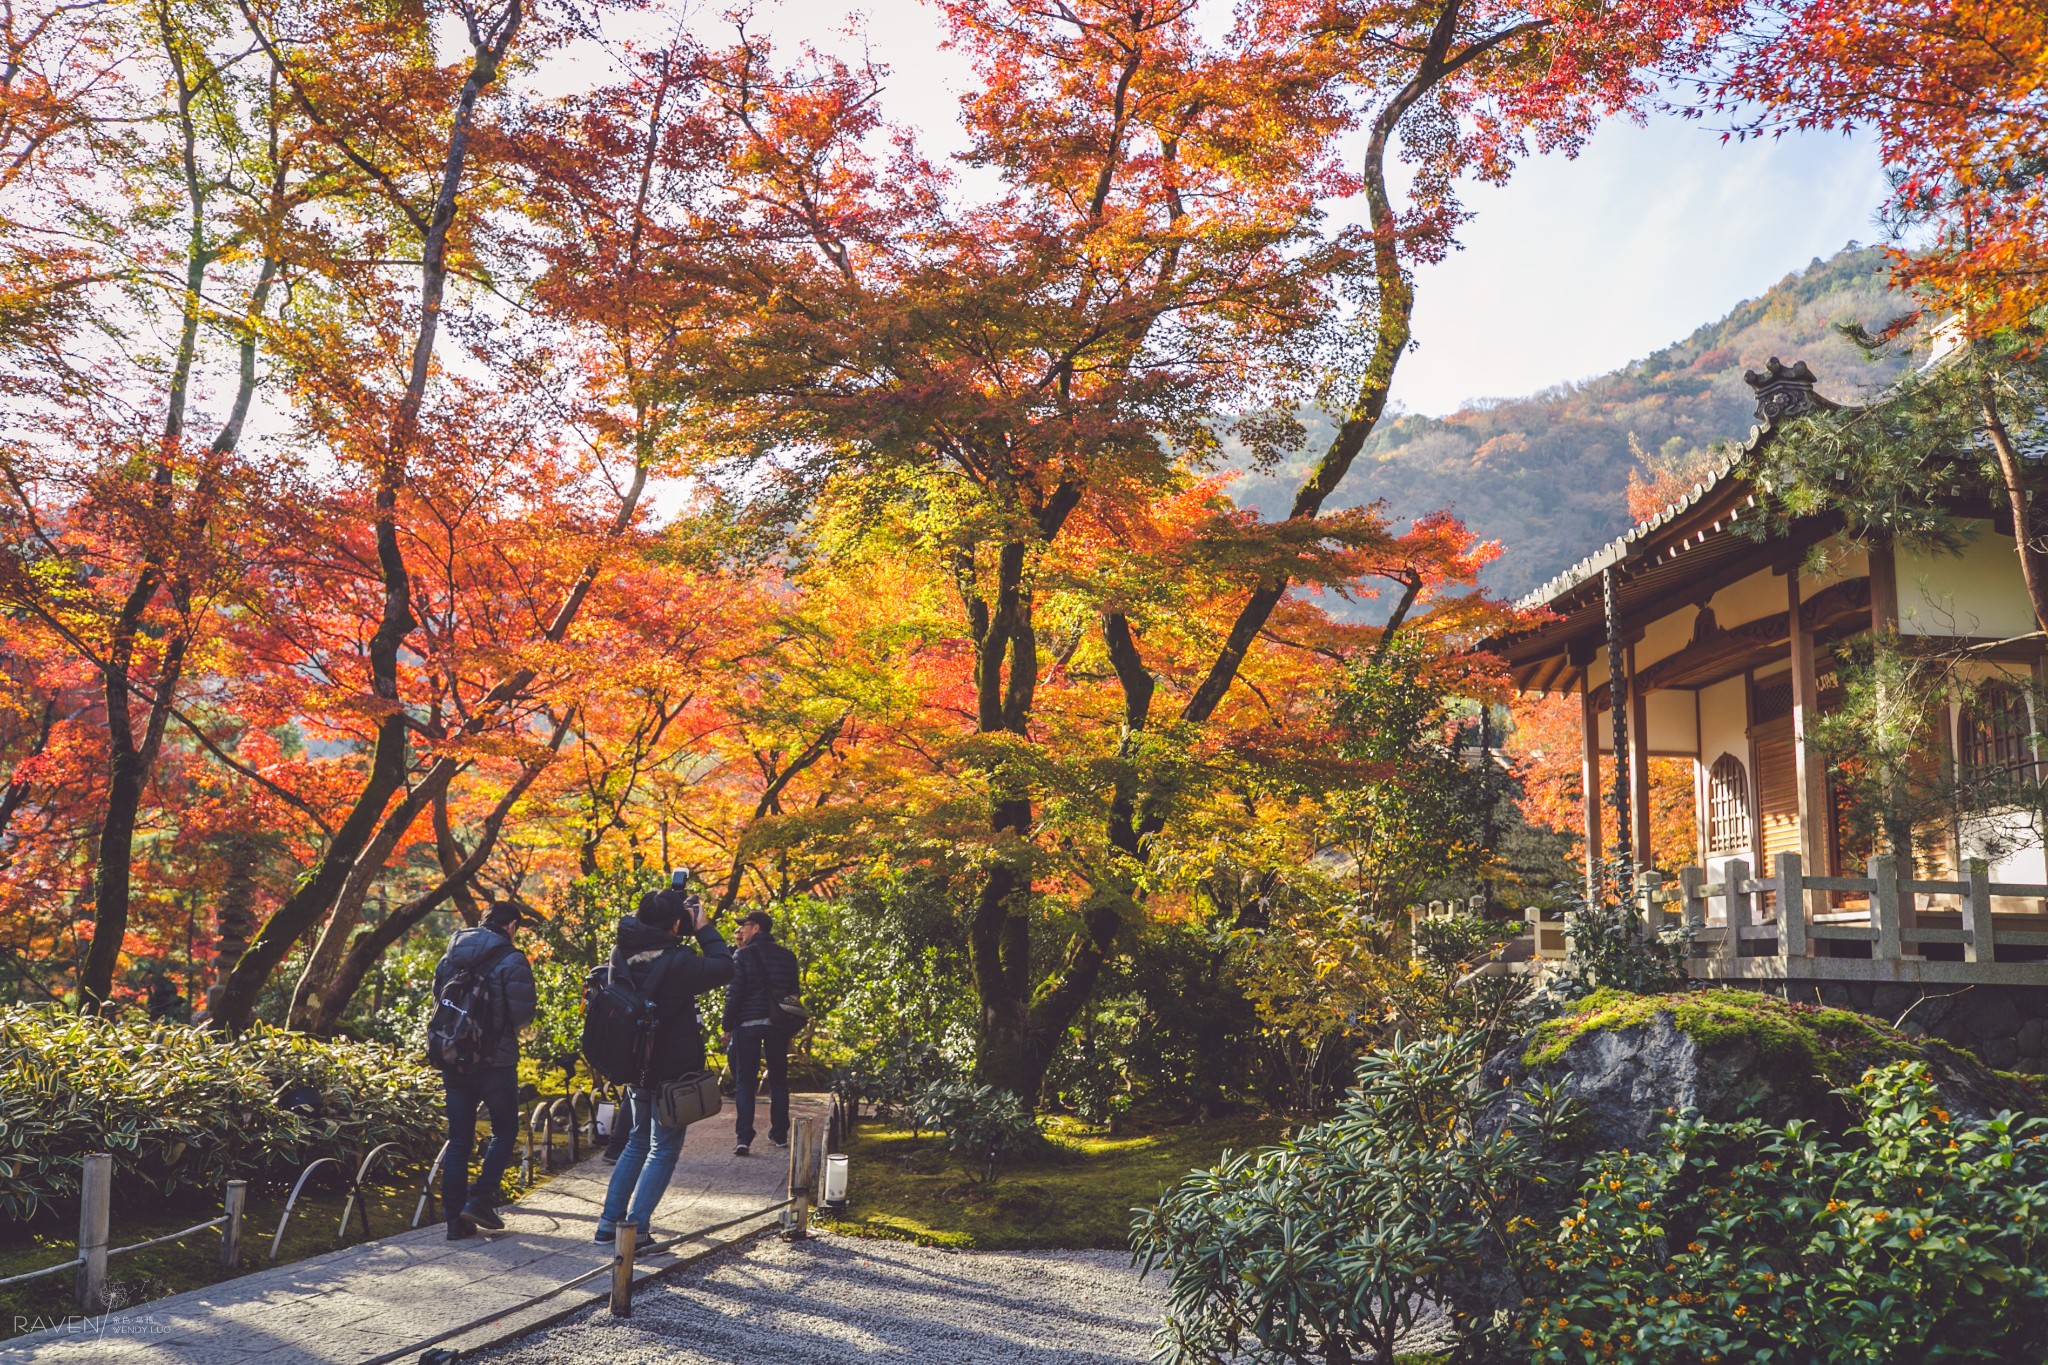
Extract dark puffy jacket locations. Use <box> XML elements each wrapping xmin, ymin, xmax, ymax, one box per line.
<box><xmin>724</xmin><ymin>934</ymin><xmax>802</xmax><ymax>1032</ymax></box>
<box><xmin>432</xmin><ymin>925</ymin><xmax>538</xmax><ymax>1069</ymax></box>
<box><xmin>605</xmin><ymin>915</ymin><xmax>733</xmax><ymax>1085</ymax></box>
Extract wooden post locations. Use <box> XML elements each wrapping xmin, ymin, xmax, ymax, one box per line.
<box><xmin>609</xmin><ymin>1223</ymin><xmax>637</xmax><ymax>1317</ymax></box>
<box><xmin>1639</xmin><ymin>869</ymin><xmax>1667</xmax><ymax>934</ymax></box>
<box><xmin>1775</xmin><ymin>854</ymin><xmax>1808</xmax><ymax>961</ymax></box>
<box><xmin>222</xmin><ymin>1179</ymin><xmax>247</xmax><ymax>1271</ymax></box>
<box><xmin>1721</xmin><ymin>858</ymin><xmax>1752</xmax><ymax>958</ymax></box>
<box><xmin>1581</xmin><ymin>672</ymin><xmax>1603</xmax><ymax>899</ymax></box>
<box><xmin>1679</xmin><ymin>866</ymin><xmax>1706</xmax><ymax>940</ymax></box>
<box><xmin>1628</xmin><ymin>645</ymin><xmax>1653</xmax><ymax>872</ymax></box>
<box><xmin>1868</xmin><ymin>539</ymin><xmax>1900</xmax><ymax>632</ymax></box>
<box><xmin>785</xmin><ymin>1116</ymin><xmax>818</xmax><ymax>1240</ymax></box>
<box><xmin>1786</xmin><ymin>569</ymin><xmax>1833</xmax><ymax>882</ymax></box>
<box><xmin>76</xmin><ymin>1152</ymin><xmax>111</xmax><ymax>1312</ymax></box>
<box><xmin>1962</xmin><ymin>860</ymin><xmax>1996</xmax><ymax>964</ymax></box>
<box><xmin>1871</xmin><ymin>855</ymin><xmax>1903</xmax><ymax>961</ymax></box>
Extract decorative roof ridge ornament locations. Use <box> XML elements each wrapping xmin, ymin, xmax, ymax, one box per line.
<box><xmin>1744</xmin><ymin>356</ymin><xmax>1837</xmax><ymax>426</ymax></box>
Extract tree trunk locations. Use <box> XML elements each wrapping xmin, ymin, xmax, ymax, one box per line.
<box><xmin>287</xmin><ymin>765</ymin><xmax>458</xmax><ymax>1029</ymax></box>
<box><xmin>1982</xmin><ymin>376</ymin><xmax>2048</xmax><ymax>636</ymax></box>
<box><xmin>304</xmin><ymin>712</ymin><xmax>569</xmax><ymax>1034</ymax></box>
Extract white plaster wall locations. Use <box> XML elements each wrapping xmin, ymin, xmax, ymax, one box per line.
<box><xmin>1647</xmin><ymin>689</ymin><xmax>1698</xmax><ymax>754</ymax></box>
<box><xmin>1633</xmin><ymin>606</ymin><xmax>1699</xmax><ymax>673</ymax></box>
<box><xmin>1899</xmin><ymin>521</ymin><xmax>2036</xmax><ymax>639</ymax></box>
<box><xmin>1960</xmin><ymin>809</ymin><xmax>2048</xmax><ymax>904</ymax></box>
<box><xmin>1590</xmin><ymin>691</ymin><xmax>1698</xmax><ymax>755</ymax></box>
<box><xmin>1708</xmin><ymin>568</ymin><xmax>1783</xmax><ymax>631</ymax></box>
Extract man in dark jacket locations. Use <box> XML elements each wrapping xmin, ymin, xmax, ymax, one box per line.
<box><xmin>594</xmin><ymin>885</ymin><xmax>733</xmax><ymax>1243</ymax></box>
<box><xmin>722</xmin><ymin>909</ymin><xmax>802</xmax><ymax>1156</ymax></box>
<box><xmin>432</xmin><ymin>899</ymin><xmax>537</xmax><ymax>1239</ymax></box>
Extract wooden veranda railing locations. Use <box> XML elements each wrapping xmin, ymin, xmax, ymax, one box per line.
<box><xmin>1665</xmin><ymin>854</ymin><xmax>2048</xmax><ymax>986</ymax></box>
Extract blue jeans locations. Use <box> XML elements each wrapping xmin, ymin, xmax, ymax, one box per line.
<box><xmin>598</xmin><ymin>1089</ymin><xmax>686</xmax><ymax>1236</ymax></box>
<box><xmin>443</xmin><ymin>1064</ymin><xmax>518</xmax><ymax>1217</ymax></box>
<box><xmin>729</xmin><ymin>1024</ymin><xmax>789</xmax><ymax>1146</ymax></box>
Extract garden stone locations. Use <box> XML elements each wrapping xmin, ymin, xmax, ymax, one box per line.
<box><xmin>1958</xmin><ymin>991</ymin><xmax>2023</xmax><ymax>1043</ymax></box>
<box><xmin>2017</xmin><ymin>1017</ymin><xmax>2046</xmax><ymax>1058</ymax></box>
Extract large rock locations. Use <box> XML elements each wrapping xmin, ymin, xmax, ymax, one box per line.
<box><xmin>1479</xmin><ymin>988</ymin><xmax>2038</xmax><ymax>1151</ymax></box>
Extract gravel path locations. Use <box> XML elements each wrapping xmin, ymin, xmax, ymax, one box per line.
<box><xmin>470</xmin><ymin>1231</ymin><xmax>1167</xmax><ymax>1364</ymax></box>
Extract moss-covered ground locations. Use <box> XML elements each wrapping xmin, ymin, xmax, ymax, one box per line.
<box><xmin>815</xmin><ymin>1112</ymin><xmax>1287</xmax><ymax>1251</ymax></box>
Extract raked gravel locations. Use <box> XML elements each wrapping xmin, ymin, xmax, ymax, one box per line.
<box><xmin>469</xmin><ymin>1230</ymin><xmax>1167</xmax><ymax>1364</ymax></box>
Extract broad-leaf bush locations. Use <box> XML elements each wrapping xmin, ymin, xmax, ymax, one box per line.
<box><xmin>1521</xmin><ymin>1061</ymin><xmax>2048</xmax><ymax>1363</ymax></box>
<box><xmin>0</xmin><ymin>1006</ymin><xmax>440</xmax><ymax>1220</ymax></box>
<box><xmin>903</xmin><ymin>1079</ymin><xmax>1038</xmax><ymax>1184</ymax></box>
<box><xmin>1134</xmin><ymin>1031</ymin><xmax>1573</xmax><ymax>1364</ymax></box>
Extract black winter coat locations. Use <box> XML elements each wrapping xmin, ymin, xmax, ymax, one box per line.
<box><xmin>433</xmin><ymin>925</ymin><xmax>538</xmax><ymax>1068</ymax></box>
<box><xmin>605</xmin><ymin>915</ymin><xmax>733</xmax><ymax>1085</ymax></box>
<box><xmin>724</xmin><ymin>934</ymin><xmax>802</xmax><ymax>1032</ymax></box>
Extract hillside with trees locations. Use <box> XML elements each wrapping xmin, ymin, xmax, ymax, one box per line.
<box><xmin>1231</xmin><ymin>244</ymin><xmax>1918</xmax><ymax>601</ymax></box>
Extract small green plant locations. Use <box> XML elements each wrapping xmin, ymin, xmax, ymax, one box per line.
<box><xmin>903</xmin><ymin>1079</ymin><xmax>1038</xmax><ymax>1185</ymax></box>
<box><xmin>1532</xmin><ymin>862</ymin><xmax>1691</xmax><ymax>1013</ymax></box>
<box><xmin>836</xmin><ymin>1034</ymin><xmax>962</xmax><ymax>1126</ymax></box>
<box><xmin>1521</xmin><ymin>1060</ymin><xmax>2048</xmax><ymax>1362</ymax></box>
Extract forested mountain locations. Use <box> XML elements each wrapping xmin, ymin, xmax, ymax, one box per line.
<box><xmin>1231</xmin><ymin>244</ymin><xmax>1917</xmax><ymax>601</ymax></box>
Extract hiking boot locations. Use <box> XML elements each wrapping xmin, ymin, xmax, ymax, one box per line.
<box><xmin>463</xmin><ymin>1200</ymin><xmax>505</xmax><ymax>1231</ymax></box>
<box><xmin>733</xmin><ymin>1142</ymin><xmax>750</xmax><ymax>1157</ymax></box>
<box><xmin>447</xmin><ymin>1220</ymin><xmax>476</xmax><ymax>1242</ymax></box>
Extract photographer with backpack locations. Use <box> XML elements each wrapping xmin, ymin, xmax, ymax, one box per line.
<box><xmin>427</xmin><ymin>899</ymin><xmax>537</xmax><ymax>1240</ymax></box>
<box><xmin>586</xmin><ymin>882</ymin><xmax>731</xmax><ymax>1244</ymax></box>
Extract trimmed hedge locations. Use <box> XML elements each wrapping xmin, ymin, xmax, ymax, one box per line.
<box><xmin>0</xmin><ymin>1006</ymin><xmax>441</xmax><ymax>1221</ymax></box>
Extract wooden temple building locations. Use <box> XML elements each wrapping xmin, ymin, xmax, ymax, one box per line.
<box><xmin>1495</xmin><ymin>358</ymin><xmax>2048</xmax><ymax>1000</ymax></box>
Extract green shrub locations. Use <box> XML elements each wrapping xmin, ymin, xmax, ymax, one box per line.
<box><xmin>902</xmin><ymin>1078</ymin><xmax>1038</xmax><ymax>1185</ymax></box>
<box><xmin>836</xmin><ymin>1034</ymin><xmax>962</xmax><ymax>1121</ymax></box>
<box><xmin>1521</xmin><ymin>1060</ymin><xmax>2048</xmax><ymax>1363</ymax></box>
<box><xmin>1532</xmin><ymin>864</ymin><xmax>1691</xmax><ymax>1014</ymax></box>
<box><xmin>0</xmin><ymin>1005</ymin><xmax>441</xmax><ymax>1221</ymax></box>
<box><xmin>1134</xmin><ymin>1031</ymin><xmax>1574</xmax><ymax>1364</ymax></box>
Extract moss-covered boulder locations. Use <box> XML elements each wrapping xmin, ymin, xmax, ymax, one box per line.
<box><xmin>1480</xmin><ymin>987</ymin><xmax>2039</xmax><ymax>1151</ymax></box>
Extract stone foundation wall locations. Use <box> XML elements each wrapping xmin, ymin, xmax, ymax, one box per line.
<box><xmin>1730</xmin><ymin>980</ymin><xmax>2048</xmax><ymax>1074</ymax></box>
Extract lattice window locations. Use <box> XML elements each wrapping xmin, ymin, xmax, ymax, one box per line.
<box><xmin>1961</xmin><ymin>686</ymin><xmax>2034</xmax><ymax>783</ymax></box>
<box><xmin>1707</xmin><ymin>753</ymin><xmax>1752</xmax><ymax>852</ymax></box>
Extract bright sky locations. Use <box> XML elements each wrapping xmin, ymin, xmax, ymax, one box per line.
<box><xmin>683</xmin><ymin>0</ymin><xmax>1895</xmax><ymax>418</ymax></box>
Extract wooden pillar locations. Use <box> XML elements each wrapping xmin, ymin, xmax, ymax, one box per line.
<box><xmin>1868</xmin><ymin>538</ymin><xmax>1900</xmax><ymax>633</ymax></box>
<box><xmin>1786</xmin><ymin>568</ymin><xmax>1833</xmax><ymax>880</ymax></box>
<box><xmin>76</xmin><ymin>1152</ymin><xmax>110</xmax><ymax>1312</ymax></box>
<box><xmin>1628</xmin><ymin>644</ymin><xmax>1653</xmax><ymax>871</ymax></box>
<box><xmin>1581</xmin><ymin>671</ymin><xmax>1603</xmax><ymax>899</ymax></box>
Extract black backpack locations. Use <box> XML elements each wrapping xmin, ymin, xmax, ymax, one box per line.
<box><xmin>426</xmin><ymin>940</ymin><xmax>514</xmax><ymax>1074</ymax></box>
<box><xmin>580</xmin><ymin>951</ymin><xmax>676</xmax><ymax>1086</ymax></box>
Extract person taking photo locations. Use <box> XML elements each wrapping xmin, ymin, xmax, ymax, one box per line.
<box><xmin>594</xmin><ymin>883</ymin><xmax>732</xmax><ymax>1243</ymax></box>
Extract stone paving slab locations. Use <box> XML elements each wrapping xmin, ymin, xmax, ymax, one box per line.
<box><xmin>2</xmin><ymin>1096</ymin><xmax>823</xmax><ymax>1365</ymax></box>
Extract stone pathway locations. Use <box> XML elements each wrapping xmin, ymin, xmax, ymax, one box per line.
<box><xmin>1</xmin><ymin>1096</ymin><xmax>824</xmax><ymax>1365</ymax></box>
<box><xmin>470</xmin><ymin>1232</ymin><xmax>1168</xmax><ymax>1364</ymax></box>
